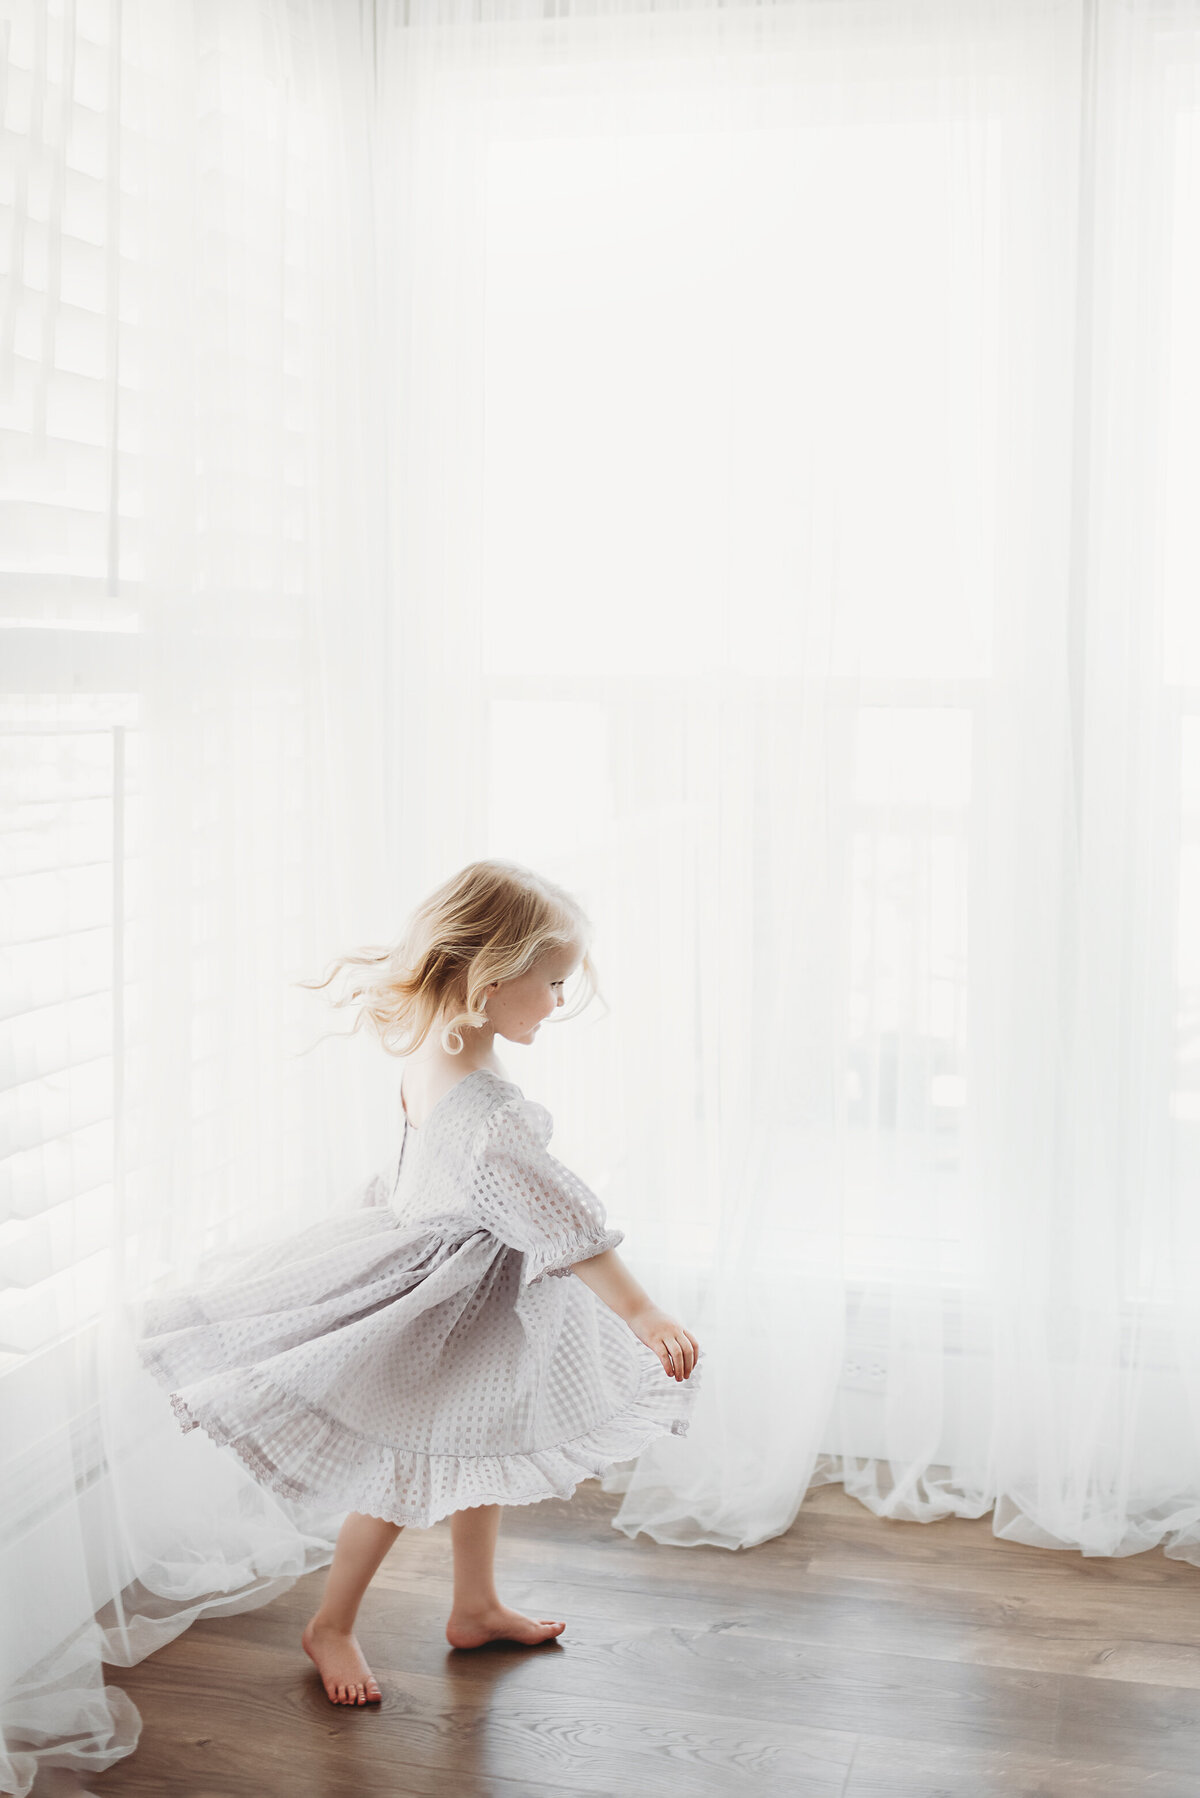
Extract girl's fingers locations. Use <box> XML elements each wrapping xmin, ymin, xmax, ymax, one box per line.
<box><xmin>656</xmin><ymin>1327</ymin><xmax>701</xmax><ymax>1379</ymax></box>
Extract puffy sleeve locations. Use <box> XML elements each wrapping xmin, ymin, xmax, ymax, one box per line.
<box><xmin>469</xmin><ymin>1096</ymin><xmax>625</xmax><ymax>1287</ymax></box>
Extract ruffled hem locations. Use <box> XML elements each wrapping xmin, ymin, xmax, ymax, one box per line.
<box><xmin>522</xmin><ymin>1223</ymin><xmax>626</xmax><ymax>1286</ymax></box>
<box><xmin>163</xmin><ymin>1340</ymin><xmax>702</xmax><ymax>1530</ymax></box>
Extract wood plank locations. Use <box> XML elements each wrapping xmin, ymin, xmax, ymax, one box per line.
<box><xmin>845</xmin><ymin>1733</ymin><xmax>1198</xmax><ymax>1797</ymax></box>
<box><xmin>102</xmin><ymin>1631</ymin><xmax>856</xmax><ymax>1797</ymax></box>
<box><xmin>90</xmin><ymin>1478</ymin><xmax>1200</xmax><ymax>1798</ymax></box>
<box><xmin>195</xmin><ymin>1566</ymin><xmax>1061</xmax><ymax>1758</ymax></box>
<box><xmin>371</xmin><ymin>1506</ymin><xmax>1200</xmax><ymax>1689</ymax></box>
<box><xmin>1056</xmin><ymin>1672</ymin><xmax>1200</xmax><ymax>1777</ymax></box>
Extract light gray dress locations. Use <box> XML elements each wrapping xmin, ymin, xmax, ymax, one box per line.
<box><xmin>136</xmin><ymin>1068</ymin><xmax>701</xmax><ymax>1529</ymax></box>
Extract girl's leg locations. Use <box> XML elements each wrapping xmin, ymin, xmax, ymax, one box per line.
<box><xmin>444</xmin><ymin>1504</ymin><xmax>566</xmax><ymax>1650</ymax></box>
<box><xmin>302</xmin><ymin>1511</ymin><xmax>403</xmax><ymax>1705</ymax></box>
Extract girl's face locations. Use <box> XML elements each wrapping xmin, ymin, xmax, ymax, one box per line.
<box><xmin>484</xmin><ymin>943</ymin><xmax>582</xmax><ymax>1046</ymax></box>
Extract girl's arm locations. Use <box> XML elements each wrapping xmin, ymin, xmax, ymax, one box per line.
<box><xmin>568</xmin><ymin>1248</ymin><xmax>700</xmax><ymax>1381</ymax></box>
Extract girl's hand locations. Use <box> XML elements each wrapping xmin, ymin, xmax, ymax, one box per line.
<box><xmin>629</xmin><ymin>1307</ymin><xmax>701</xmax><ymax>1381</ymax></box>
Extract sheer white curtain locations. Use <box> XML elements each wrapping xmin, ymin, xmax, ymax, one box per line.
<box><xmin>372</xmin><ymin>0</ymin><xmax>1200</xmax><ymax>1556</ymax></box>
<box><xmin>0</xmin><ymin>3</ymin><xmax>397</xmax><ymax>1794</ymax></box>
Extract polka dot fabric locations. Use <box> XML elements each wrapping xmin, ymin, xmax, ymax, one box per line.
<box><xmin>135</xmin><ymin>1068</ymin><xmax>701</xmax><ymax>1528</ymax></box>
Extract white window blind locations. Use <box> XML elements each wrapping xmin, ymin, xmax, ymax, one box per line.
<box><xmin>0</xmin><ymin>0</ymin><xmax>373</xmax><ymax>1386</ymax></box>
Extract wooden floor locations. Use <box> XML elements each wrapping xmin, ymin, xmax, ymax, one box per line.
<box><xmin>93</xmin><ymin>1480</ymin><xmax>1200</xmax><ymax>1797</ymax></box>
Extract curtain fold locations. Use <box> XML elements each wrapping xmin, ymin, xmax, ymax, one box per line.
<box><xmin>1</xmin><ymin>3</ymin><xmax>395</xmax><ymax>1793</ymax></box>
<box><xmin>3</xmin><ymin>0</ymin><xmax>1200</xmax><ymax>1790</ymax></box>
<box><xmin>370</xmin><ymin>0</ymin><xmax>1200</xmax><ymax>1555</ymax></box>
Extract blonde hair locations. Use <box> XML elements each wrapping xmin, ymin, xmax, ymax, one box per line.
<box><xmin>299</xmin><ymin>859</ymin><xmax>600</xmax><ymax>1056</ymax></box>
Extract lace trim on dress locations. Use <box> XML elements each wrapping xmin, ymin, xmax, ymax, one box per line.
<box><xmin>522</xmin><ymin>1222</ymin><xmax>625</xmax><ymax>1286</ymax></box>
<box><xmin>166</xmin><ymin>1340</ymin><xmax>700</xmax><ymax>1529</ymax></box>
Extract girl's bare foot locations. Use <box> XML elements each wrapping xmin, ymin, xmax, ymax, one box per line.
<box><xmin>301</xmin><ymin>1616</ymin><xmax>383</xmax><ymax>1704</ymax></box>
<box><xmin>445</xmin><ymin>1603</ymin><xmax>566</xmax><ymax>1650</ymax></box>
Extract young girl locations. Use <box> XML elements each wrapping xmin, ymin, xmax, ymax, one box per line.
<box><xmin>136</xmin><ymin>859</ymin><xmax>702</xmax><ymax>1707</ymax></box>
